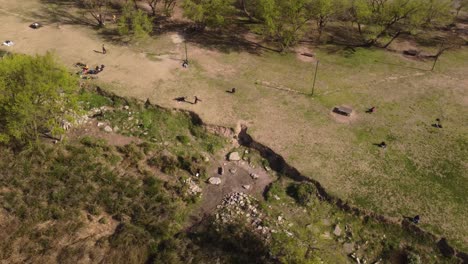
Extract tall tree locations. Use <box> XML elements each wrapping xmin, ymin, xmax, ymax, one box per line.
<box><xmin>144</xmin><ymin>0</ymin><xmax>162</xmax><ymax>16</ymax></box>
<box><xmin>455</xmin><ymin>0</ymin><xmax>468</xmax><ymax>17</ymax></box>
<box><xmin>118</xmin><ymin>4</ymin><xmax>154</xmax><ymax>38</ymax></box>
<box><xmin>0</xmin><ymin>53</ymin><xmax>79</xmax><ymax>146</ymax></box>
<box><xmin>182</xmin><ymin>0</ymin><xmax>237</xmax><ymax>28</ymax></box>
<box><xmin>309</xmin><ymin>0</ymin><xmax>347</xmax><ymax>41</ymax></box>
<box><xmin>256</xmin><ymin>0</ymin><xmax>314</xmax><ymax>51</ymax></box>
<box><xmin>350</xmin><ymin>0</ymin><xmax>452</xmax><ymax>47</ymax></box>
<box><xmin>143</xmin><ymin>0</ymin><xmax>177</xmax><ymax>17</ymax></box>
<box><xmin>80</xmin><ymin>0</ymin><xmax>110</xmax><ymax>27</ymax></box>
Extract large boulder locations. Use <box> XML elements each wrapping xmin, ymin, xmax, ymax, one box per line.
<box><xmin>228</xmin><ymin>152</ymin><xmax>241</xmax><ymax>161</ymax></box>
<box><xmin>208</xmin><ymin>177</ymin><xmax>222</xmax><ymax>185</ymax></box>
<box><xmin>104</xmin><ymin>126</ymin><xmax>113</xmax><ymax>133</ymax></box>
<box><xmin>333</xmin><ymin>225</ymin><xmax>342</xmax><ymax>236</ymax></box>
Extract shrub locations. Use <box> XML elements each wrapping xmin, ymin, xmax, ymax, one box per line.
<box><xmin>118</xmin><ymin>4</ymin><xmax>153</xmax><ymax>38</ymax></box>
<box><xmin>0</xmin><ymin>53</ymin><xmax>79</xmax><ymax>146</ymax></box>
<box><xmin>176</xmin><ymin>135</ymin><xmax>190</xmax><ymax>145</ymax></box>
<box><xmin>287</xmin><ymin>183</ymin><xmax>316</xmax><ymax>206</ymax></box>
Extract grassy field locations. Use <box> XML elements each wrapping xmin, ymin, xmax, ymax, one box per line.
<box><xmin>145</xmin><ymin>43</ymin><xmax>468</xmax><ymax>250</ymax></box>
<box><xmin>0</xmin><ymin>0</ymin><xmax>467</xmax><ymax>251</ymax></box>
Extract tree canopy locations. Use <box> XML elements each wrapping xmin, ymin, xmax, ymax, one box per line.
<box><xmin>0</xmin><ymin>53</ymin><xmax>79</xmax><ymax>146</ymax></box>
<box><xmin>118</xmin><ymin>4</ymin><xmax>154</xmax><ymax>38</ymax></box>
<box><xmin>179</xmin><ymin>0</ymin><xmax>456</xmax><ymax>50</ymax></box>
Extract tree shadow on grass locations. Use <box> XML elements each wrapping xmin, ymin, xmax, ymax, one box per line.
<box><xmin>32</xmin><ymin>0</ymin><xmax>95</xmax><ymax>27</ymax></box>
<box><xmin>184</xmin><ymin>29</ymin><xmax>280</xmax><ymax>55</ymax></box>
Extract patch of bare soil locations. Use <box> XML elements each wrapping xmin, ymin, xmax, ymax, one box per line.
<box><xmin>68</xmin><ymin>119</ymin><xmax>142</xmax><ymax>147</ymax></box>
<box><xmin>387</xmin><ymin>39</ymin><xmax>420</xmax><ymax>53</ymax></box>
<box><xmin>197</xmin><ymin>158</ymin><xmax>274</xmax><ymax>217</ymax></box>
<box><xmin>190</xmin><ymin>46</ymin><xmax>239</xmax><ymax>78</ymax></box>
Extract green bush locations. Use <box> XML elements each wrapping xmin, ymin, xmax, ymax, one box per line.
<box><xmin>0</xmin><ymin>53</ymin><xmax>79</xmax><ymax>145</ymax></box>
<box><xmin>287</xmin><ymin>183</ymin><xmax>316</xmax><ymax>206</ymax></box>
<box><xmin>176</xmin><ymin>135</ymin><xmax>190</xmax><ymax>145</ymax></box>
<box><xmin>118</xmin><ymin>4</ymin><xmax>154</xmax><ymax>38</ymax></box>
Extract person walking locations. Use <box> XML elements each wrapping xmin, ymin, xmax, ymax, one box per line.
<box><xmin>194</xmin><ymin>96</ymin><xmax>201</xmax><ymax>104</ymax></box>
<box><xmin>102</xmin><ymin>44</ymin><xmax>107</xmax><ymax>54</ymax></box>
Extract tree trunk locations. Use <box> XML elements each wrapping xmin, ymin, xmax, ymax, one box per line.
<box><xmin>383</xmin><ymin>30</ymin><xmax>401</xmax><ymax>48</ymax></box>
<box><xmin>240</xmin><ymin>0</ymin><xmax>254</xmax><ymax>21</ymax></box>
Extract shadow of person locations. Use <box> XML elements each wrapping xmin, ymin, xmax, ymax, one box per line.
<box><xmin>226</xmin><ymin>88</ymin><xmax>236</xmax><ymax>94</ymax></box>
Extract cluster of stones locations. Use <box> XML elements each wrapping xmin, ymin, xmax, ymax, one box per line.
<box><xmin>184</xmin><ymin>178</ymin><xmax>202</xmax><ymax>196</ymax></box>
<box><xmin>215</xmin><ymin>192</ymin><xmax>271</xmax><ymax>238</ymax></box>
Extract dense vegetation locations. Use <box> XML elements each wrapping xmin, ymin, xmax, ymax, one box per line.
<box><xmin>77</xmin><ymin>0</ymin><xmax>466</xmax><ymax>50</ymax></box>
<box><xmin>0</xmin><ymin>53</ymin><xmax>79</xmax><ymax>146</ymax></box>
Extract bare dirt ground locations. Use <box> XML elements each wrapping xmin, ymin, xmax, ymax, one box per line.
<box><xmin>197</xmin><ymin>158</ymin><xmax>274</xmax><ymax>216</ymax></box>
<box><xmin>68</xmin><ymin>119</ymin><xmax>142</xmax><ymax>146</ymax></box>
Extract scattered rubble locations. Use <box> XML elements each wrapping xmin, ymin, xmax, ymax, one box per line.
<box><xmin>214</xmin><ymin>192</ymin><xmax>270</xmax><ymax>238</ymax></box>
<box><xmin>185</xmin><ymin>178</ymin><xmax>202</xmax><ymax>195</ymax></box>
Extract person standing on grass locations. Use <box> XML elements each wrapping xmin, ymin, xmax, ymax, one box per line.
<box><xmin>102</xmin><ymin>44</ymin><xmax>107</xmax><ymax>54</ymax></box>
<box><xmin>194</xmin><ymin>96</ymin><xmax>201</xmax><ymax>104</ymax></box>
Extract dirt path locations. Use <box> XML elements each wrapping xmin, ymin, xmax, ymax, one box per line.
<box><xmin>0</xmin><ymin>3</ymin><xmax>181</xmax><ymax>95</ymax></box>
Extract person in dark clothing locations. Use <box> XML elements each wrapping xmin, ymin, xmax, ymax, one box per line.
<box><xmin>412</xmin><ymin>215</ymin><xmax>420</xmax><ymax>224</ymax></box>
<box><xmin>230</xmin><ymin>88</ymin><xmax>236</xmax><ymax>93</ymax></box>
<box><xmin>174</xmin><ymin>96</ymin><xmax>186</xmax><ymax>103</ymax></box>
<box><xmin>102</xmin><ymin>44</ymin><xmax>107</xmax><ymax>54</ymax></box>
<box><xmin>378</xmin><ymin>141</ymin><xmax>387</xmax><ymax>149</ymax></box>
<box><xmin>366</xmin><ymin>106</ymin><xmax>376</xmax><ymax>113</ymax></box>
<box><xmin>194</xmin><ymin>96</ymin><xmax>201</xmax><ymax>104</ymax></box>
<box><xmin>182</xmin><ymin>60</ymin><xmax>188</xmax><ymax>68</ymax></box>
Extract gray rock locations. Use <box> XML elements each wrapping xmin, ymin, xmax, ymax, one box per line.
<box><xmin>333</xmin><ymin>225</ymin><xmax>342</xmax><ymax>236</ymax></box>
<box><xmin>242</xmin><ymin>185</ymin><xmax>251</xmax><ymax>190</ymax></box>
<box><xmin>228</xmin><ymin>152</ymin><xmax>241</xmax><ymax>161</ymax></box>
<box><xmin>229</xmin><ymin>168</ymin><xmax>237</xmax><ymax>174</ymax></box>
<box><xmin>343</xmin><ymin>242</ymin><xmax>355</xmax><ymax>254</ymax></box>
<box><xmin>208</xmin><ymin>177</ymin><xmax>222</xmax><ymax>185</ymax></box>
<box><xmin>97</xmin><ymin>122</ymin><xmax>105</xmax><ymax>127</ymax></box>
<box><xmin>104</xmin><ymin>126</ymin><xmax>113</xmax><ymax>132</ymax></box>
<box><xmin>250</xmin><ymin>173</ymin><xmax>259</xmax><ymax>179</ymax></box>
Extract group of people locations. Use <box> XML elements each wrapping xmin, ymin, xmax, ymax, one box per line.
<box><xmin>81</xmin><ymin>64</ymin><xmax>105</xmax><ymax>75</ymax></box>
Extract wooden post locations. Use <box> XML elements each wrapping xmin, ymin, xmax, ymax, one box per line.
<box><xmin>311</xmin><ymin>60</ymin><xmax>319</xmax><ymax>96</ymax></box>
<box><xmin>185</xmin><ymin>41</ymin><xmax>188</xmax><ymax>63</ymax></box>
<box><xmin>431</xmin><ymin>54</ymin><xmax>439</xmax><ymax>71</ymax></box>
